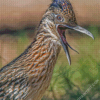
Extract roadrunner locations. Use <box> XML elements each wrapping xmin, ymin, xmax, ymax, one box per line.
<box><xmin>0</xmin><ymin>0</ymin><xmax>94</xmax><ymax>100</ymax></box>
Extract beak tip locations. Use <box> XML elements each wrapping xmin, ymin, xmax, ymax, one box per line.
<box><xmin>91</xmin><ymin>35</ymin><xmax>94</xmax><ymax>40</ymax></box>
<box><xmin>92</xmin><ymin>36</ymin><xmax>95</xmax><ymax>40</ymax></box>
<box><xmin>90</xmin><ymin>33</ymin><xmax>94</xmax><ymax>40</ymax></box>
<box><xmin>68</xmin><ymin>60</ymin><xmax>71</xmax><ymax>65</ymax></box>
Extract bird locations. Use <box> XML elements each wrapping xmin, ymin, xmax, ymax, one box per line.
<box><xmin>0</xmin><ymin>0</ymin><xmax>94</xmax><ymax>100</ymax></box>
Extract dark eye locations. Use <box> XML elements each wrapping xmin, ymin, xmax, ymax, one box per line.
<box><xmin>56</xmin><ymin>15</ymin><xmax>64</xmax><ymax>22</ymax></box>
<box><xmin>57</xmin><ymin>15</ymin><xmax>61</xmax><ymax>20</ymax></box>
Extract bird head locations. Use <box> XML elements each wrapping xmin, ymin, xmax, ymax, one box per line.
<box><xmin>43</xmin><ymin>0</ymin><xmax>94</xmax><ymax>65</ymax></box>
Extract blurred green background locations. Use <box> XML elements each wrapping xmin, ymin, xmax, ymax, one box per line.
<box><xmin>0</xmin><ymin>0</ymin><xmax>100</xmax><ymax>100</ymax></box>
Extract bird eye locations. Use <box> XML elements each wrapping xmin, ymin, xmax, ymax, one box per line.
<box><xmin>57</xmin><ymin>15</ymin><xmax>61</xmax><ymax>20</ymax></box>
<box><xmin>56</xmin><ymin>15</ymin><xmax>64</xmax><ymax>22</ymax></box>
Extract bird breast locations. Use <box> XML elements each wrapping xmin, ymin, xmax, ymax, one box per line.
<box><xmin>24</xmin><ymin>35</ymin><xmax>61</xmax><ymax>100</ymax></box>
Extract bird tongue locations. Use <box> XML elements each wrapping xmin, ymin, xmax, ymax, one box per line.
<box><xmin>57</xmin><ymin>26</ymin><xmax>79</xmax><ymax>64</ymax></box>
<box><xmin>57</xmin><ymin>26</ymin><xmax>79</xmax><ymax>53</ymax></box>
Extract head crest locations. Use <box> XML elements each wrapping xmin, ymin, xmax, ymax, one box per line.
<box><xmin>51</xmin><ymin>0</ymin><xmax>71</xmax><ymax>11</ymax></box>
<box><xmin>50</xmin><ymin>0</ymin><xmax>77</xmax><ymax>25</ymax></box>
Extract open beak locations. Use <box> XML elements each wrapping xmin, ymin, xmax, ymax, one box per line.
<box><xmin>56</xmin><ymin>24</ymin><xmax>94</xmax><ymax>65</ymax></box>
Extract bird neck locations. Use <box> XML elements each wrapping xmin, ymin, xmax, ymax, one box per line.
<box><xmin>36</xmin><ymin>13</ymin><xmax>59</xmax><ymax>41</ymax></box>
<box><xmin>14</xmin><ymin>16</ymin><xmax>61</xmax><ymax>75</ymax></box>
<box><xmin>1</xmin><ymin>15</ymin><xmax>62</xmax><ymax>99</ymax></box>
<box><xmin>26</xmin><ymin>17</ymin><xmax>61</xmax><ymax>73</ymax></box>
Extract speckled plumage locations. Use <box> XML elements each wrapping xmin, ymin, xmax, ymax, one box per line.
<box><xmin>0</xmin><ymin>0</ymin><xmax>94</xmax><ymax>100</ymax></box>
<box><xmin>0</xmin><ymin>18</ymin><xmax>61</xmax><ymax>100</ymax></box>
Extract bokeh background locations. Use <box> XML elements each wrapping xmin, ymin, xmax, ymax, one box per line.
<box><xmin>0</xmin><ymin>0</ymin><xmax>100</xmax><ymax>100</ymax></box>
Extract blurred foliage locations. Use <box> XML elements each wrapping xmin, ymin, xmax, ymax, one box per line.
<box><xmin>0</xmin><ymin>26</ymin><xmax>100</xmax><ymax>100</ymax></box>
<box><xmin>16</xmin><ymin>30</ymin><xmax>29</xmax><ymax>54</ymax></box>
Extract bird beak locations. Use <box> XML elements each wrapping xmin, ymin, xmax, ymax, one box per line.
<box><xmin>64</xmin><ymin>25</ymin><xmax>94</xmax><ymax>39</ymax></box>
<box><xmin>56</xmin><ymin>24</ymin><xmax>94</xmax><ymax>65</ymax></box>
